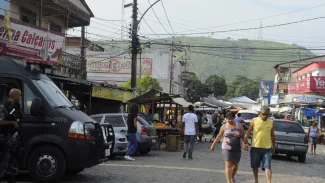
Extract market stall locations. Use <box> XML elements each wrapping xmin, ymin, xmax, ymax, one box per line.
<box><xmin>128</xmin><ymin>89</ymin><xmax>188</xmax><ymax>151</ymax></box>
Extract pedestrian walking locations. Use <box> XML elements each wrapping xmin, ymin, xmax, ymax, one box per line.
<box><xmin>213</xmin><ymin>112</ymin><xmax>221</xmax><ymax>140</ymax></box>
<box><xmin>125</xmin><ymin>104</ymin><xmax>139</xmax><ymax>161</ymax></box>
<box><xmin>308</xmin><ymin>121</ymin><xmax>321</xmax><ymax>155</ymax></box>
<box><xmin>234</xmin><ymin>113</ymin><xmax>245</xmax><ymax>125</ymax></box>
<box><xmin>210</xmin><ymin>112</ymin><xmax>246</xmax><ymax>183</ymax></box>
<box><xmin>182</xmin><ymin>105</ymin><xmax>199</xmax><ymax>159</ymax></box>
<box><xmin>244</xmin><ymin>106</ymin><xmax>275</xmax><ymax>183</ymax></box>
<box><xmin>0</xmin><ymin>88</ymin><xmax>22</xmax><ymax>183</ymax></box>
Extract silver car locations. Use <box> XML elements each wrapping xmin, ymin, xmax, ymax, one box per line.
<box><xmin>273</xmin><ymin>120</ymin><xmax>308</xmax><ymax>162</ymax></box>
<box><xmin>92</xmin><ymin>113</ymin><xmax>158</xmax><ymax>155</ymax></box>
<box><xmin>91</xmin><ymin>115</ymin><xmax>128</xmax><ymax>157</ymax></box>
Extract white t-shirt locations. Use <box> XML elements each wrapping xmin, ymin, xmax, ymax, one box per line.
<box><xmin>207</xmin><ymin>114</ymin><xmax>213</xmax><ymax>125</ymax></box>
<box><xmin>182</xmin><ymin>113</ymin><xmax>198</xmax><ymax>135</ymax></box>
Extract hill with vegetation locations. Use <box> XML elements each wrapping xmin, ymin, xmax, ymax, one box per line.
<box><xmin>99</xmin><ymin>36</ymin><xmax>315</xmax><ymax>83</ymax></box>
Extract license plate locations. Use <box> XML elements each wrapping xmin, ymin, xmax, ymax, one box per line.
<box><xmin>278</xmin><ymin>144</ymin><xmax>294</xmax><ymax>150</ymax></box>
<box><xmin>152</xmin><ymin>139</ymin><xmax>156</xmax><ymax>143</ymax></box>
<box><xmin>105</xmin><ymin>149</ymin><xmax>110</xmax><ymax>156</ymax></box>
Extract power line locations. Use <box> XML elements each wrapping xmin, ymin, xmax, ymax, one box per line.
<box><xmin>175</xmin><ymin>3</ymin><xmax>325</xmax><ymax>34</ymax></box>
<box><xmin>145</xmin><ymin>41</ymin><xmax>325</xmax><ymax>51</ymax></box>
<box><xmin>147</xmin><ymin>0</ymin><xmax>173</xmax><ymax>36</ymax></box>
<box><xmin>138</xmin><ymin>10</ymin><xmax>161</xmax><ymax>39</ymax></box>
<box><xmin>160</xmin><ymin>0</ymin><xmax>179</xmax><ymax>40</ymax></box>
<box><xmin>146</xmin><ymin>15</ymin><xmax>325</xmax><ymax>36</ymax></box>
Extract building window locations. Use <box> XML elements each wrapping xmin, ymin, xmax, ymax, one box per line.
<box><xmin>49</xmin><ymin>21</ymin><xmax>62</xmax><ymax>33</ymax></box>
<box><xmin>20</xmin><ymin>7</ymin><xmax>37</xmax><ymax>25</ymax></box>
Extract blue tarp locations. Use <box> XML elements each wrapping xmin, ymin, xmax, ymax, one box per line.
<box><xmin>229</xmin><ymin>96</ymin><xmax>257</xmax><ymax>104</ymax></box>
<box><xmin>304</xmin><ymin>108</ymin><xmax>317</xmax><ymax>117</ymax></box>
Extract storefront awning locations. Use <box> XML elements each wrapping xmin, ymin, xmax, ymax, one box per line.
<box><xmin>172</xmin><ymin>98</ymin><xmax>193</xmax><ymax>107</ymax></box>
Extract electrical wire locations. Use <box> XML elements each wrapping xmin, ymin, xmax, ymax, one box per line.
<box><xmin>138</xmin><ymin>10</ymin><xmax>161</xmax><ymax>39</ymax></box>
<box><xmin>147</xmin><ymin>0</ymin><xmax>173</xmax><ymax>37</ymax></box>
<box><xmin>146</xmin><ymin>15</ymin><xmax>325</xmax><ymax>36</ymax></box>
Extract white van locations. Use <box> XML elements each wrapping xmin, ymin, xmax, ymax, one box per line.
<box><xmin>237</xmin><ymin>110</ymin><xmax>259</xmax><ymax>125</ymax></box>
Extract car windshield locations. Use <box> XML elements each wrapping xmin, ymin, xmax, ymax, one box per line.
<box><xmin>240</xmin><ymin>113</ymin><xmax>258</xmax><ymax>120</ymax></box>
<box><xmin>105</xmin><ymin>116</ymin><xmax>126</xmax><ymax>127</ymax></box>
<box><xmin>32</xmin><ymin>79</ymin><xmax>73</xmax><ymax>108</ymax></box>
<box><xmin>274</xmin><ymin>121</ymin><xmax>305</xmax><ymax>134</ymax></box>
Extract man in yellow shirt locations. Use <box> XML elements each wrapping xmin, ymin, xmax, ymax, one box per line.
<box><xmin>244</xmin><ymin>106</ymin><xmax>275</xmax><ymax>183</ymax></box>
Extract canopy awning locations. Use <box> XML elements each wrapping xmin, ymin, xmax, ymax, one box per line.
<box><xmin>229</xmin><ymin>96</ymin><xmax>257</xmax><ymax>104</ymax></box>
<box><xmin>201</xmin><ymin>97</ymin><xmax>231</xmax><ymax>108</ymax></box>
<box><xmin>128</xmin><ymin>89</ymin><xmax>180</xmax><ymax>104</ymax></box>
<box><xmin>172</xmin><ymin>97</ymin><xmax>193</xmax><ymax>107</ymax></box>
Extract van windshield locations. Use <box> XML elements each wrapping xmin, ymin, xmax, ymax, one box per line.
<box><xmin>32</xmin><ymin>79</ymin><xmax>73</xmax><ymax>108</ymax></box>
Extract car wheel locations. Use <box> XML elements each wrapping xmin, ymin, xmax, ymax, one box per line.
<box><xmin>28</xmin><ymin>145</ymin><xmax>66</xmax><ymax>183</ymax></box>
<box><xmin>139</xmin><ymin>147</ymin><xmax>151</xmax><ymax>155</ymax></box>
<box><xmin>67</xmin><ymin>168</ymin><xmax>84</xmax><ymax>174</ymax></box>
<box><xmin>298</xmin><ymin>154</ymin><xmax>306</xmax><ymax>163</ymax></box>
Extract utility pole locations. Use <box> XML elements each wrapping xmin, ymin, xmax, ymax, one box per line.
<box><xmin>139</xmin><ymin>48</ymin><xmax>142</xmax><ymax>78</ymax></box>
<box><xmin>169</xmin><ymin>41</ymin><xmax>174</xmax><ymax>94</ymax></box>
<box><xmin>81</xmin><ymin>26</ymin><xmax>86</xmax><ymax>79</ymax></box>
<box><xmin>131</xmin><ymin>0</ymin><xmax>138</xmax><ymax>89</ymax></box>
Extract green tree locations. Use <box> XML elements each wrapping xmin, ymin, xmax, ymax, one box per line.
<box><xmin>204</xmin><ymin>74</ymin><xmax>227</xmax><ymax>97</ymax></box>
<box><xmin>119</xmin><ymin>75</ymin><xmax>162</xmax><ymax>95</ymax></box>
<box><xmin>234</xmin><ymin>79</ymin><xmax>260</xmax><ymax>100</ymax></box>
<box><xmin>184</xmin><ymin>76</ymin><xmax>212</xmax><ymax>102</ymax></box>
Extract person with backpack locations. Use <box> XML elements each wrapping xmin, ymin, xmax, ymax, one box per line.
<box><xmin>308</xmin><ymin>121</ymin><xmax>321</xmax><ymax>155</ymax></box>
<box><xmin>0</xmin><ymin>88</ymin><xmax>22</xmax><ymax>183</ymax></box>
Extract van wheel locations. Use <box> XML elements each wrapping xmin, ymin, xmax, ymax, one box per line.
<box><xmin>28</xmin><ymin>145</ymin><xmax>66</xmax><ymax>183</ymax></box>
<box><xmin>67</xmin><ymin>168</ymin><xmax>84</xmax><ymax>174</ymax></box>
<box><xmin>298</xmin><ymin>154</ymin><xmax>306</xmax><ymax>163</ymax></box>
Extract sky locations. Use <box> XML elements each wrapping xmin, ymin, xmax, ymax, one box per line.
<box><xmin>68</xmin><ymin>0</ymin><xmax>325</xmax><ymax>55</ymax></box>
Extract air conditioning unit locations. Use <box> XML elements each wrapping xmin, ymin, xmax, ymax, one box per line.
<box><xmin>279</xmin><ymin>89</ymin><xmax>285</xmax><ymax>93</ymax></box>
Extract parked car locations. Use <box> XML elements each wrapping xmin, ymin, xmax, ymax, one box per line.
<box><xmin>91</xmin><ymin>114</ymin><xmax>128</xmax><ymax>157</ymax></box>
<box><xmin>273</xmin><ymin>120</ymin><xmax>308</xmax><ymax>162</ymax></box>
<box><xmin>91</xmin><ymin>113</ymin><xmax>158</xmax><ymax>155</ymax></box>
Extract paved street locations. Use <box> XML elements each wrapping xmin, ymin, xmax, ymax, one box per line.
<box><xmin>15</xmin><ymin>142</ymin><xmax>325</xmax><ymax>183</ymax></box>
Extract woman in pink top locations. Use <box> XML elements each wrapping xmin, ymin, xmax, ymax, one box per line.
<box><xmin>210</xmin><ymin>112</ymin><xmax>246</xmax><ymax>183</ymax></box>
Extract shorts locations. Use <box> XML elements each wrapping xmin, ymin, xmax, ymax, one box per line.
<box><xmin>309</xmin><ymin>137</ymin><xmax>317</xmax><ymax>145</ymax></box>
<box><xmin>250</xmin><ymin>147</ymin><xmax>272</xmax><ymax>169</ymax></box>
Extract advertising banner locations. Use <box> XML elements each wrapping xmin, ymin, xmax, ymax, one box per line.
<box><xmin>310</xmin><ymin>76</ymin><xmax>325</xmax><ymax>91</ymax></box>
<box><xmin>270</xmin><ymin>95</ymin><xmax>279</xmax><ymax>105</ymax></box>
<box><xmin>0</xmin><ymin>16</ymin><xmax>64</xmax><ymax>65</ymax></box>
<box><xmin>87</xmin><ymin>57</ymin><xmax>152</xmax><ymax>75</ymax></box>
<box><xmin>92</xmin><ymin>86</ymin><xmax>134</xmax><ymax>102</ymax></box>
<box><xmin>288</xmin><ymin>76</ymin><xmax>325</xmax><ymax>94</ymax></box>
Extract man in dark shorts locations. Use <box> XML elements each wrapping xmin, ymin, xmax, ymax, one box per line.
<box><xmin>244</xmin><ymin>106</ymin><xmax>275</xmax><ymax>183</ymax></box>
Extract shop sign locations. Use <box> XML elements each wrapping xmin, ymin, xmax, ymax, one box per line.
<box><xmin>292</xmin><ymin>94</ymin><xmax>325</xmax><ymax>103</ymax></box>
<box><xmin>87</xmin><ymin>57</ymin><xmax>152</xmax><ymax>75</ymax></box>
<box><xmin>92</xmin><ymin>86</ymin><xmax>133</xmax><ymax>102</ymax></box>
<box><xmin>270</xmin><ymin>95</ymin><xmax>279</xmax><ymax>105</ymax></box>
<box><xmin>288</xmin><ymin>76</ymin><xmax>325</xmax><ymax>94</ymax></box>
<box><xmin>0</xmin><ymin>16</ymin><xmax>64</xmax><ymax>65</ymax></box>
<box><xmin>310</xmin><ymin>76</ymin><xmax>325</xmax><ymax>91</ymax></box>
